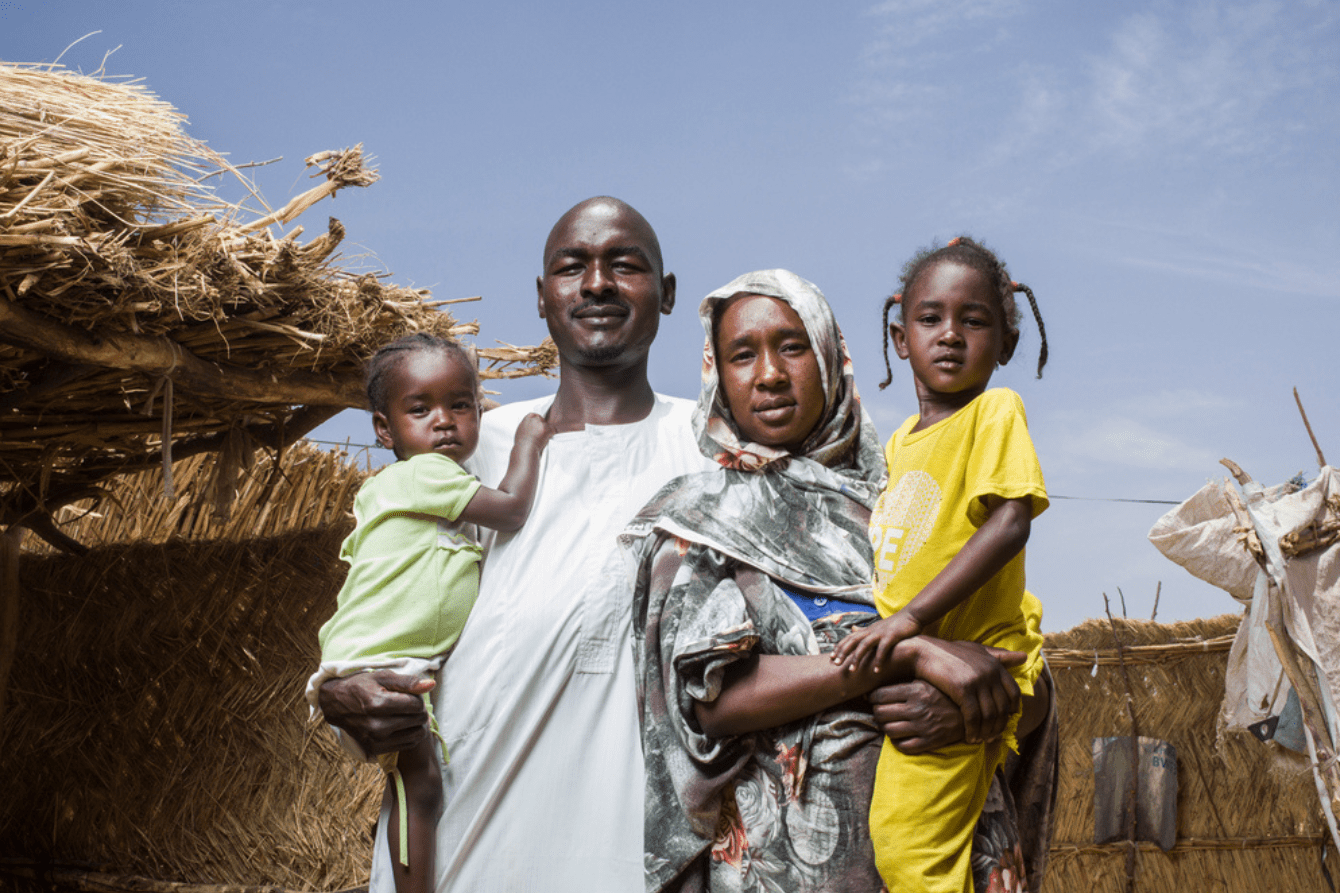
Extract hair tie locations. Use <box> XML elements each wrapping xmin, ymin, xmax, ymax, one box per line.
<box><xmin>1011</xmin><ymin>280</ymin><xmax>1020</xmax><ymax>290</ymax></box>
<box><xmin>947</xmin><ymin>237</ymin><xmax>962</xmax><ymax>247</ymax></box>
<box><xmin>891</xmin><ymin>292</ymin><xmax>902</xmax><ymax>304</ymax></box>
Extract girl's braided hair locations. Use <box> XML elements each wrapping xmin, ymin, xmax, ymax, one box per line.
<box><xmin>365</xmin><ymin>332</ymin><xmax>477</xmax><ymax>415</ymax></box>
<box><xmin>879</xmin><ymin>235</ymin><xmax>1048</xmax><ymax>389</ymax></box>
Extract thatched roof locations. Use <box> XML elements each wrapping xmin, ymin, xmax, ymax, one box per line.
<box><xmin>0</xmin><ymin>61</ymin><xmax>556</xmax><ymax>547</ymax></box>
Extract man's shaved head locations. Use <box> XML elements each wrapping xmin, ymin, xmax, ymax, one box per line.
<box><xmin>543</xmin><ymin>196</ymin><xmax>665</xmax><ymax>277</ymax></box>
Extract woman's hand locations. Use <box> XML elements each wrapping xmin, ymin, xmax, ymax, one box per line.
<box><xmin>317</xmin><ymin>671</ymin><xmax>435</xmax><ymax>756</ymax></box>
<box><xmin>868</xmin><ymin>680</ymin><xmax>966</xmax><ymax>754</ymax></box>
<box><xmin>903</xmin><ymin>638</ymin><xmax>1024</xmax><ymax>745</ymax></box>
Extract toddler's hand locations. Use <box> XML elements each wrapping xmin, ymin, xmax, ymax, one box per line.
<box><xmin>515</xmin><ymin>412</ymin><xmax>554</xmax><ymax>451</ymax></box>
<box><xmin>831</xmin><ymin>610</ymin><xmax>924</xmax><ymax>673</ymax></box>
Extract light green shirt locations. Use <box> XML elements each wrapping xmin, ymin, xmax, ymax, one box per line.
<box><xmin>319</xmin><ymin>452</ymin><xmax>483</xmax><ymax>663</ymax></box>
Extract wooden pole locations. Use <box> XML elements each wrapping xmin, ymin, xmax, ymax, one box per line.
<box><xmin>0</xmin><ymin>525</ymin><xmax>25</xmax><ymax>730</ymax></box>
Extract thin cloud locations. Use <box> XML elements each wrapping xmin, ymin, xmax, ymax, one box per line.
<box><xmin>849</xmin><ymin>0</ymin><xmax>1340</xmax><ymax>170</ymax></box>
<box><xmin>1054</xmin><ymin>416</ymin><xmax>1223</xmax><ymax>473</ymax></box>
<box><xmin>1084</xmin><ymin>2</ymin><xmax>1337</xmax><ymax>161</ymax></box>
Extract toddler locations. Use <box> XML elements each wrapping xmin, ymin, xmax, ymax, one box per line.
<box><xmin>308</xmin><ymin>333</ymin><xmax>551</xmax><ymax>893</ymax></box>
<box><xmin>831</xmin><ymin>236</ymin><xmax>1049</xmax><ymax>892</ymax></box>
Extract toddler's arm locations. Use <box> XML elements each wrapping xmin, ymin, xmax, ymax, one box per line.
<box><xmin>833</xmin><ymin>494</ymin><xmax>1033</xmax><ymax>674</ymax></box>
<box><xmin>457</xmin><ymin>412</ymin><xmax>553</xmax><ymax>532</ymax></box>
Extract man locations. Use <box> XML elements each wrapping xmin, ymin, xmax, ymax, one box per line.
<box><xmin>319</xmin><ymin>196</ymin><xmax>713</xmax><ymax>891</ymax></box>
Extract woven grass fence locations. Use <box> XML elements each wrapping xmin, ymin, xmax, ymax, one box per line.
<box><xmin>2</xmin><ymin>449</ymin><xmax>1333</xmax><ymax>891</ymax></box>
<box><xmin>1045</xmin><ymin>615</ymin><xmax>1330</xmax><ymax>892</ymax></box>
<box><xmin>1</xmin><ymin>444</ymin><xmax>379</xmax><ymax>893</ymax></box>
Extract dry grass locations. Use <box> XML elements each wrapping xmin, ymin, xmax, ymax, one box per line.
<box><xmin>0</xmin><ymin>61</ymin><xmax>554</xmax><ymax>533</ymax></box>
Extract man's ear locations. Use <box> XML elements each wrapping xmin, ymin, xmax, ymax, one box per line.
<box><xmin>536</xmin><ymin>276</ymin><xmax>547</xmax><ymax>319</ymax></box>
<box><xmin>999</xmin><ymin>328</ymin><xmax>1019</xmax><ymax>366</ymax></box>
<box><xmin>660</xmin><ymin>272</ymin><xmax>676</xmax><ymax>315</ymax></box>
<box><xmin>890</xmin><ymin>322</ymin><xmax>910</xmax><ymax>360</ymax></box>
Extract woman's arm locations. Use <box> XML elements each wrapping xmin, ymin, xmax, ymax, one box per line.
<box><xmin>694</xmin><ymin>636</ymin><xmax>1024</xmax><ymax>741</ymax></box>
<box><xmin>694</xmin><ymin>652</ymin><xmax>904</xmax><ymax>738</ymax></box>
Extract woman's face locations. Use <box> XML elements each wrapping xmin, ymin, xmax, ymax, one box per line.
<box><xmin>715</xmin><ymin>294</ymin><xmax>825</xmax><ymax>452</ymax></box>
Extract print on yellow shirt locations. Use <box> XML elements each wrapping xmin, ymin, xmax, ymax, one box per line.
<box><xmin>869</xmin><ymin>469</ymin><xmax>940</xmax><ymax>592</ymax></box>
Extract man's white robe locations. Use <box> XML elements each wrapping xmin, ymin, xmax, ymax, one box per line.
<box><xmin>367</xmin><ymin>394</ymin><xmax>710</xmax><ymax>892</ymax></box>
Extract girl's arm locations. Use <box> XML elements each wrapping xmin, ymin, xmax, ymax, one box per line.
<box><xmin>456</xmin><ymin>413</ymin><xmax>552</xmax><ymax>532</ymax></box>
<box><xmin>695</xmin><ymin>635</ymin><xmax>1025</xmax><ymax>743</ymax></box>
<box><xmin>832</xmin><ymin>494</ymin><xmax>1034</xmax><ymax>672</ymax></box>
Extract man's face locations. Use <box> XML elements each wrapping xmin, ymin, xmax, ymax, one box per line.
<box><xmin>536</xmin><ymin>200</ymin><xmax>676</xmax><ymax>369</ymax></box>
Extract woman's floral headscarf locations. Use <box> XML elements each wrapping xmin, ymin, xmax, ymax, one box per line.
<box><xmin>623</xmin><ymin>269</ymin><xmax>886</xmax><ymax>600</ymax></box>
<box><xmin>694</xmin><ymin>268</ymin><xmax>885</xmax><ymax>492</ymax></box>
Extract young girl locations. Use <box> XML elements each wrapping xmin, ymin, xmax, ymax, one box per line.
<box><xmin>307</xmin><ymin>332</ymin><xmax>551</xmax><ymax>893</ymax></box>
<box><xmin>831</xmin><ymin>236</ymin><xmax>1049</xmax><ymax>893</ymax></box>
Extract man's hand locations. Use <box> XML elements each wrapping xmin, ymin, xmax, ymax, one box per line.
<box><xmin>318</xmin><ymin>671</ymin><xmax>434</xmax><ymax>756</ymax></box>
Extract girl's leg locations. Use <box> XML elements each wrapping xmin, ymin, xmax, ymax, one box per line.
<box><xmin>869</xmin><ymin>738</ymin><xmax>998</xmax><ymax>893</ymax></box>
<box><xmin>385</xmin><ymin>736</ymin><xmax>443</xmax><ymax>893</ymax></box>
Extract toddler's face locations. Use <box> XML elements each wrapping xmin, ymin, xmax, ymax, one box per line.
<box><xmin>373</xmin><ymin>351</ymin><xmax>480</xmax><ymax>463</ymax></box>
<box><xmin>714</xmin><ymin>293</ymin><xmax>825</xmax><ymax>453</ymax></box>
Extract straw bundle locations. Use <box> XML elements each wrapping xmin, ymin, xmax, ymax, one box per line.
<box><xmin>1043</xmin><ymin>615</ymin><xmax>1329</xmax><ymax>892</ymax></box>
<box><xmin>0</xmin><ymin>61</ymin><xmax>555</xmax><ymax>539</ymax></box>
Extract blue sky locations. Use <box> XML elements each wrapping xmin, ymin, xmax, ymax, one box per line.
<box><xmin>6</xmin><ymin>1</ymin><xmax>1338</xmax><ymax>632</ymax></box>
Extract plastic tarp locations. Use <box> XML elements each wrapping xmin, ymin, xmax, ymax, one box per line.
<box><xmin>1150</xmin><ymin>465</ymin><xmax>1340</xmax><ymax>847</ymax></box>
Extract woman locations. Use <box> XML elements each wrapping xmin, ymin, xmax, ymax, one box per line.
<box><xmin>623</xmin><ymin>270</ymin><xmax>1057</xmax><ymax>893</ymax></box>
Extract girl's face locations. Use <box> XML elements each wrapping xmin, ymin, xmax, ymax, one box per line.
<box><xmin>373</xmin><ymin>350</ymin><xmax>481</xmax><ymax>462</ymax></box>
<box><xmin>715</xmin><ymin>294</ymin><xmax>825</xmax><ymax>452</ymax></box>
<box><xmin>892</xmin><ymin>262</ymin><xmax>1017</xmax><ymax>410</ymax></box>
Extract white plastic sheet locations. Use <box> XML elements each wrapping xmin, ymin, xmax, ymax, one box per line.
<box><xmin>1150</xmin><ymin>466</ymin><xmax>1340</xmax><ymax>848</ymax></box>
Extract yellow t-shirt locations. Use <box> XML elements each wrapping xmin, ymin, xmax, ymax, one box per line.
<box><xmin>869</xmin><ymin>387</ymin><xmax>1047</xmax><ymax>692</ymax></box>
